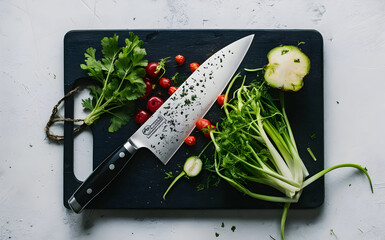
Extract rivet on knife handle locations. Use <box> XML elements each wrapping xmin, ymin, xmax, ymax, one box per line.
<box><xmin>68</xmin><ymin>140</ymin><xmax>138</xmax><ymax>213</ymax></box>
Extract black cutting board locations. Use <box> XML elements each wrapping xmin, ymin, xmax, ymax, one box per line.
<box><xmin>63</xmin><ymin>29</ymin><xmax>324</xmax><ymax>210</ymax></box>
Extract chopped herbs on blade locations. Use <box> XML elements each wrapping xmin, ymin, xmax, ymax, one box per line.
<box><xmin>81</xmin><ymin>33</ymin><xmax>148</xmax><ymax>132</ymax></box>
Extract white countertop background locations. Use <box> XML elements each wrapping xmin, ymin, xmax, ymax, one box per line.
<box><xmin>1</xmin><ymin>0</ymin><xmax>385</xmax><ymax>239</ymax></box>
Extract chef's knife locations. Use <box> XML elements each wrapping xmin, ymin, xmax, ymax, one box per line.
<box><xmin>68</xmin><ymin>34</ymin><xmax>254</xmax><ymax>213</ymax></box>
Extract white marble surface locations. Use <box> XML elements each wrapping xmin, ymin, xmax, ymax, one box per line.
<box><xmin>1</xmin><ymin>0</ymin><xmax>385</xmax><ymax>239</ymax></box>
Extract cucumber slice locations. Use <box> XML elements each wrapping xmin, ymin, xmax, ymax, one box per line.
<box><xmin>183</xmin><ymin>156</ymin><xmax>203</xmax><ymax>177</ymax></box>
<box><xmin>264</xmin><ymin>45</ymin><xmax>310</xmax><ymax>92</ymax></box>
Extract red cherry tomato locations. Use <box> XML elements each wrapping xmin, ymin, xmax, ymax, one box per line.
<box><xmin>175</xmin><ymin>55</ymin><xmax>186</xmax><ymax>66</ymax></box>
<box><xmin>134</xmin><ymin>110</ymin><xmax>151</xmax><ymax>125</ymax></box>
<box><xmin>184</xmin><ymin>136</ymin><xmax>196</xmax><ymax>146</ymax></box>
<box><xmin>203</xmin><ymin>124</ymin><xmax>216</xmax><ymax>138</ymax></box>
<box><xmin>139</xmin><ymin>77</ymin><xmax>155</xmax><ymax>100</ymax></box>
<box><xmin>145</xmin><ymin>58</ymin><xmax>167</xmax><ymax>79</ymax></box>
<box><xmin>190</xmin><ymin>62</ymin><xmax>200</xmax><ymax>72</ymax></box>
<box><xmin>159</xmin><ymin>77</ymin><xmax>171</xmax><ymax>88</ymax></box>
<box><xmin>217</xmin><ymin>94</ymin><xmax>228</xmax><ymax>106</ymax></box>
<box><xmin>196</xmin><ymin>118</ymin><xmax>211</xmax><ymax>131</ymax></box>
<box><xmin>147</xmin><ymin>96</ymin><xmax>164</xmax><ymax>113</ymax></box>
<box><xmin>145</xmin><ymin>62</ymin><xmax>160</xmax><ymax>78</ymax></box>
<box><xmin>168</xmin><ymin>86</ymin><xmax>178</xmax><ymax>95</ymax></box>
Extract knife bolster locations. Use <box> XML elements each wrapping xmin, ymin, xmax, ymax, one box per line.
<box><xmin>123</xmin><ymin>139</ymin><xmax>138</xmax><ymax>154</ymax></box>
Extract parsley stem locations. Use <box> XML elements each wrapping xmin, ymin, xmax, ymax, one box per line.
<box><xmin>116</xmin><ymin>65</ymin><xmax>133</xmax><ymax>92</ymax></box>
<box><xmin>93</xmin><ymin>52</ymin><xmax>119</xmax><ymax>111</ymax></box>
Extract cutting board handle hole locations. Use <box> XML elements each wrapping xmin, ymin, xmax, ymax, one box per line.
<box><xmin>73</xmin><ymin>127</ymin><xmax>93</xmax><ymax>181</ymax></box>
<box><xmin>73</xmin><ymin>88</ymin><xmax>94</xmax><ymax>181</ymax></box>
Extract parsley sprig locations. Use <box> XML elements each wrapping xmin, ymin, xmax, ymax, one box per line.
<box><xmin>81</xmin><ymin>33</ymin><xmax>148</xmax><ymax>132</ymax></box>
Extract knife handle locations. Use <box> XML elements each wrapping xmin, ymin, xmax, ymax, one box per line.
<box><xmin>68</xmin><ymin>140</ymin><xmax>137</xmax><ymax>213</ymax></box>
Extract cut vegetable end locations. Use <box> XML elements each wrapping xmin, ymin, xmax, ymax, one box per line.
<box><xmin>264</xmin><ymin>45</ymin><xmax>310</xmax><ymax>92</ymax></box>
<box><xmin>307</xmin><ymin>147</ymin><xmax>317</xmax><ymax>161</ymax></box>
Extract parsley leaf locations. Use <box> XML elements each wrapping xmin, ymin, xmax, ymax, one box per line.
<box><xmin>81</xmin><ymin>98</ymin><xmax>94</xmax><ymax>111</ymax></box>
<box><xmin>108</xmin><ymin>103</ymin><xmax>135</xmax><ymax>132</ymax></box>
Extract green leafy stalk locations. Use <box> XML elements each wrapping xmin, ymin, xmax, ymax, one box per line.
<box><xmin>281</xmin><ymin>203</ymin><xmax>290</xmax><ymax>240</ymax></box>
<box><xmin>203</xmin><ymin>73</ymin><xmax>373</xmax><ymax>240</ymax></box>
<box><xmin>280</xmin><ymin>92</ymin><xmax>309</xmax><ymax>177</ymax></box>
<box><xmin>301</xmin><ymin>163</ymin><xmax>373</xmax><ymax>192</ymax></box>
<box><xmin>81</xmin><ymin>33</ymin><xmax>148</xmax><ymax>132</ymax></box>
<box><xmin>213</xmin><ymin>151</ymin><xmax>297</xmax><ymax>203</ymax></box>
<box><xmin>163</xmin><ymin>171</ymin><xmax>186</xmax><ymax>200</ymax></box>
<box><xmin>197</xmin><ymin>44</ymin><xmax>375</xmax><ymax>239</ymax></box>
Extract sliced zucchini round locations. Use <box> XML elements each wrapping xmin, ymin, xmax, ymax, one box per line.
<box><xmin>264</xmin><ymin>45</ymin><xmax>310</xmax><ymax>92</ymax></box>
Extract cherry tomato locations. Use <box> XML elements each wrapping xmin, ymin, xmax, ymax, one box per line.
<box><xmin>196</xmin><ymin>118</ymin><xmax>211</xmax><ymax>131</ymax></box>
<box><xmin>203</xmin><ymin>124</ymin><xmax>216</xmax><ymax>138</ymax></box>
<box><xmin>175</xmin><ymin>55</ymin><xmax>186</xmax><ymax>66</ymax></box>
<box><xmin>147</xmin><ymin>96</ymin><xmax>164</xmax><ymax>113</ymax></box>
<box><xmin>190</xmin><ymin>62</ymin><xmax>200</xmax><ymax>72</ymax></box>
<box><xmin>145</xmin><ymin>58</ymin><xmax>167</xmax><ymax>79</ymax></box>
<box><xmin>168</xmin><ymin>86</ymin><xmax>178</xmax><ymax>95</ymax></box>
<box><xmin>138</xmin><ymin>77</ymin><xmax>155</xmax><ymax>100</ymax></box>
<box><xmin>217</xmin><ymin>94</ymin><xmax>228</xmax><ymax>106</ymax></box>
<box><xmin>145</xmin><ymin>62</ymin><xmax>160</xmax><ymax>78</ymax></box>
<box><xmin>159</xmin><ymin>77</ymin><xmax>171</xmax><ymax>88</ymax></box>
<box><xmin>134</xmin><ymin>110</ymin><xmax>151</xmax><ymax>125</ymax></box>
<box><xmin>184</xmin><ymin>136</ymin><xmax>196</xmax><ymax>146</ymax></box>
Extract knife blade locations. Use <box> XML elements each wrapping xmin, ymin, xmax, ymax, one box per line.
<box><xmin>68</xmin><ymin>34</ymin><xmax>254</xmax><ymax>213</ymax></box>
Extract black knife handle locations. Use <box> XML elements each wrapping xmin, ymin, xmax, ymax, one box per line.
<box><xmin>68</xmin><ymin>140</ymin><xmax>137</xmax><ymax>213</ymax></box>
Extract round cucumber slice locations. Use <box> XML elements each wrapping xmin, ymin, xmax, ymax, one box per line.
<box><xmin>183</xmin><ymin>156</ymin><xmax>203</xmax><ymax>177</ymax></box>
